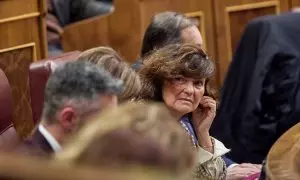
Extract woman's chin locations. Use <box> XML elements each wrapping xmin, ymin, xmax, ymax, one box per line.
<box><xmin>174</xmin><ymin>105</ymin><xmax>193</xmax><ymax>115</ymax></box>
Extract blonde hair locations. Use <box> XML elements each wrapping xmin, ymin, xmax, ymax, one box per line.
<box><xmin>77</xmin><ymin>47</ymin><xmax>141</xmax><ymax>102</ymax></box>
<box><xmin>55</xmin><ymin>102</ymin><xmax>195</xmax><ymax>174</ymax></box>
<box><xmin>266</xmin><ymin>123</ymin><xmax>300</xmax><ymax>180</ymax></box>
<box><xmin>0</xmin><ymin>152</ymin><xmax>178</xmax><ymax>180</ymax></box>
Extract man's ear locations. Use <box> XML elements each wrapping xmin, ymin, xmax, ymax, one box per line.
<box><xmin>58</xmin><ymin>107</ymin><xmax>78</xmax><ymax>131</ymax></box>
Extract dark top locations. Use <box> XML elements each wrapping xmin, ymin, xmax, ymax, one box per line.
<box><xmin>212</xmin><ymin>12</ymin><xmax>300</xmax><ymax>164</ymax></box>
<box><xmin>16</xmin><ymin>129</ymin><xmax>54</xmax><ymax>158</ymax></box>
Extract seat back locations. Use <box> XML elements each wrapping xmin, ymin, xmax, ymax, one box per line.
<box><xmin>0</xmin><ymin>68</ymin><xmax>19</xmax><ymax>151</ymax></box>
<box><xmin>29</xmin><ymin>51</ymin><xmax>81</xmax><ymax>125</ymax></box>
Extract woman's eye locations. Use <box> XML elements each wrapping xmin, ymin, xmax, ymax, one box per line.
<box><xmin>194</xmin><ymin>81</ymin><xmax>204</xmax><ymax>87</ymax></box>
<box><xmin>174</xmin><ymin>77</ymin><xmax>185</xmax><ymax>83</ymax></box>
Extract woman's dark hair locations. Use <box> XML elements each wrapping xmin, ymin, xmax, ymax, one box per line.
<box><xmin>138</xmin><ymin>44</ymin><xmax>216</xmax><ymax>101</ymax></box>
<box><xmin>141</xmin><ymin>11</ymin><xmax>194</xmax><ymax>58</ymax></box>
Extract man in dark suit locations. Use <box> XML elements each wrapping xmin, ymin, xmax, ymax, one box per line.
<box><xmin>212</xmin><ymin>12</ymin><xmax>300</xmax><ymax>165</ymax></box>
<box><xmin>17</xmin><ymin>61</ymin><xmax>122</xmax><ymax>157</ymax></box>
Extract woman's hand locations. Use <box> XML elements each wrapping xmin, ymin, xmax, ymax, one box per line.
<box><xmin>227</xmin><ymin>163</ymin><xmax>262</xmax><ymax>180</ymax></box>
<box><xmin>191</xmin><ymin>96</ymin><xmax>217</xmax><ymax>152</ymax></box>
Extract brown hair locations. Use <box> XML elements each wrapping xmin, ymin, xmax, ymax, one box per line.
<box><xmin>138</xmin><ymin>43</ymin><xmax>216</xmax><ymax>101</ymax></box>
<box><xmin>266</xmin><ymin>123</ymin><xmax>300</xmax><ymax>180</ymax></box>
<box><xmin>77</xmin><ymin>47</ymin><xmax>141</xmax><ymax>102</ymax></box>
<box><xmin>55</xmin><ymin>102</ymin><xmax>195</xmax><ymax>174</ymax></box>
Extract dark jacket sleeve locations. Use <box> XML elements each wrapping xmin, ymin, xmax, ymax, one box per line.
<box><xmin>71</xmin><ymin>0</ymin><xmax>113</xmax><ymax>23</ymax></box>
<box><xmin>222</xmin><ymin>156</ymin><xmax>235</xmax><ymax>168</ymax></box>
<box><xmin>254</xmin><ymin>52</ymin><xmax>300</xmax><ymax>155</ymax></box>
<box><xmin>213</xmin><ymin>13</ymin><xmax>300</xmax><ymax>164</ymax></box>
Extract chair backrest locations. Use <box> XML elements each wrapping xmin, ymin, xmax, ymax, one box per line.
<box><xmin>29</xmin><ymin>51</ymin><xmax>81</xmax><ymax>125</ymax></box>
<box><xmin>0</xmin><ymin>68</ymin><xmax>19</xmax><ymax>151</ymax></box>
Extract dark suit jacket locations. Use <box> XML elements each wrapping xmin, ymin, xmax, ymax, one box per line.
<box><xmin>211</xmin><ymin>12</ymin><xmax>300</xmax><ymax>164</ymax></box>
<box><xmin>16</xmin><ymin>129</ymin><xmax>54</xmax><ymax>158</ymax></box>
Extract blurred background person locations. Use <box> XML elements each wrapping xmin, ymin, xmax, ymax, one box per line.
<box><xmin>47</xmin><ymin>0</ymin><xmax>114</xmax><ymax>56</ymax></box>
<box><xmin>17</xmin><ymin>61</ymin><xmax>122</xmax><ymax>157</ymax></box>
<box><xmin>77</xmin><ymin>46</ymin><xmax>141</xmax><ymax>102</ymax></box>
<box><xmin>132</xmin><ymin>11</ymin><xmax>202</xmax><ymax>71</ymax></box>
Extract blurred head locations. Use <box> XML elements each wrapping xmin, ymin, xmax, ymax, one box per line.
<box><xmin>41</xmin><ymin>61</ymin><xmax>122</xmax><ymax>143</ymax></box>
<box><xmin>78</xmin><ymin>47</ymin><xmax>141</xmax><ymax>102</ymax></box>
<box><xmin>141</xmin><ymin>11</ymin><xmax>202</xmax><ymax>58</ymax></box>
<box><xmin>55</xmin><ymin>102</ymin><xmax>195</xmax><ymax>174</ymax></box>
<box><xmin>138</xmin><ymin>44</ymin><xmax>214</xmax><ymax>118</ymax></box>
<box><xmin>266</xmin><ymin>123</ymin><xmax>300</xmax><ymax>180</ymax></box>
<box><xmin>0</xmin><ymin>152</ymin><xmax>179</xmax><ymax>180</ymax></box>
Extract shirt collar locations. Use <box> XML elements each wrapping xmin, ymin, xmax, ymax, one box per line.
<box><xmin>38</xmin><ymin>124</ymin><xmax>62</xmax><ymax>152</ymax></box>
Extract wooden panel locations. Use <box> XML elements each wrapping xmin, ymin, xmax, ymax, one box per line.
<box><xmin>0</xmin><ymin>17</ymin><xmax>44</xmax><ymax>58</ymax></box>
<box><xmin>108</xmin><ymin>0</ymin><xmax>142</xmax><ymax>62</ymax></box>
<box><xmin>226</xmin><ymin>2</ymin><xmax>279</xmax><ymax>60</ymax></box>
<box><xmin>185</xmin><ymin>11</ymin><xmax>207</xmax><ymax>52</ymax></box>
<box><xmin>0</xmin><ymin>43</ymin><xmax>36</xmax><ymax>137</ymax></box>
<box><xmin>0</xmin><ymin>0</ymin><xmax>47</xmax><ymax>137</ymax></box>
<box><xmin>290</xmin><ymin>0</ymin><xmax>300</xmax><ymax>7</ymax></box>
<box><xmin>214</xmin><ymin>0</ymin><xmax>289</xmax><ymax>85</ymax></box>
<box><xmin>289</xmin><ymin>0</ymin><xmax>300</xmax><ymax>9</ymax></box>
<box><xmin>0</xmin><ymin>0</ymin><xmax>39</xmax><ymax>19</ymax></box>
<box><xmin>62</xmin><ymin>15</ymin><xmax>110</xmax><ymax>52</ymax></box>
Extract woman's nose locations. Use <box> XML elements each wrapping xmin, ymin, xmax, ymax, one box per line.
<box><xmin>183</xmin><ymin>81</ymin><xmax>194</xmax><ymax>94</ymax></box>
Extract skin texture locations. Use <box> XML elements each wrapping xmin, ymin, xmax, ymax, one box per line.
<box><xmin>162</xmin><ymin>77</ymin><xmax>216</xmax><ymax>152</ymax></box>
<box><xmin>227</xmin><ymin>164</ymin><xmax>262</xmax><ymax>180</ymax></box>
<box><xmin>162</xmin><ymin>77</ymin><xmax>205</xmax><ymax>117</ymax></box>
<box><xmin>43</xmin><ymin>94</ymin><xmax>118</xmax><ymax>145</ymax></box>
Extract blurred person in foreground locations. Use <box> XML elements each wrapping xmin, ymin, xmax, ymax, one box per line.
<box><xmin>17</xmin><ymin>61</ymin><xmax>122</xmax><ymax>157</ymax></box>
<box><xmin>77</xmin><ymin>46</ymin><xmax>141</xmax><ymax>102</ymax></box>
<box><xmin>55</xmin><ymin>102</ymin><xmax>195</xmax><ymax>179</ymax></box>
<box><xmin>0</xmin><ymin>151</ymin><xmax>179</xmax><ymax>180</ymax></box>
<box><xmin>259</xmin><ymin>122</ymin><xmax>300</xmax><ymax>180</ymax></box>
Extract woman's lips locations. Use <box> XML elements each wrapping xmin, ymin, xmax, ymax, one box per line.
<box><xmin>179</xmin><ymin>98</ymin><xmax>193</xmax><ymax>103</ymax></box>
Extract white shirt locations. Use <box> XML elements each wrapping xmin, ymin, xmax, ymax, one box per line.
<box><xmin>38</xmin><ymin>124</ymin><xmax>62</xmax><ymax>152</ymax></box>
<box><xmin>196</xmin><ymin>138</ymin><xmax>230</xmax><ymax>164</ymax></box>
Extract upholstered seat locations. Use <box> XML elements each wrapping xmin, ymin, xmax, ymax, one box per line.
<box><xmin>29</xmin><ymin>51</ymin><xmax>81</xmax><ymax>124</ymax></box>
<box><xmin>0</xmin><ymin>68</ymin><xmax>19</xmax><ymax>151</ymax></box>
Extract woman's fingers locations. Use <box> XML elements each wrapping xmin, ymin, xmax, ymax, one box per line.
<box><xmin>201</xmin><ymin>102</ymin><xmax>216</xmax><ymax>109</ymax></box>
<box><xmin>200</xmin><ymin>100</ymin><xmax>216</xmax><ymax>107</ymax></box>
